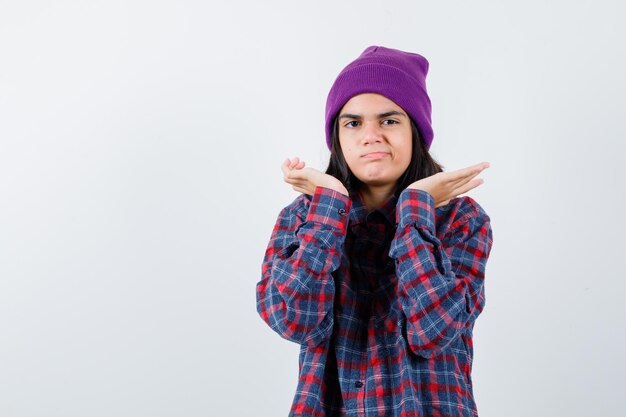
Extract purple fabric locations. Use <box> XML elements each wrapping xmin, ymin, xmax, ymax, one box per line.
<box><xmin>325</xmin><ymin>45</ymin><xmax>434</xmax><ymax>151</ymax></box>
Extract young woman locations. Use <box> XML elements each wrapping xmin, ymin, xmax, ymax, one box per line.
<box><xmin>256</xmin><ymin>46</ymin><xmax>493</xmax><ymax>417</ymax></box>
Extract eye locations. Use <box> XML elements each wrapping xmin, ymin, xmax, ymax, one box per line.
<box><xmin>383</xmin><ymin>119</ymin><xmax>398</xmax><ymax>125</ymax></box>
<box><xmin>345</xmin><ymin>120</ymin><xmax>360</xmax><ymax>128</ymax></box>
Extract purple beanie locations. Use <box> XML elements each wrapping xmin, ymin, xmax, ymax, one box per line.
<box><xmin>324</xmin><ymin>45</ymin><xmax>434</xmax><ymax>151</ymax></box>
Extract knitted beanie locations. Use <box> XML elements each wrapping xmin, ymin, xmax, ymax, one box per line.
<box><xmin>324</xmin><ymin>45</ymin><xmax>434</xmax><ymax>151</ymax></box>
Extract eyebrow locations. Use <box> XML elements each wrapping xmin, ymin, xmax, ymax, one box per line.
<box><xmin>338</xmin><ymin>111</ymin><xmax>407</xmax><ymax>120</ymax></box>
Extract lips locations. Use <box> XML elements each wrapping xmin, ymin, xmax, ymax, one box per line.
<box><xmin>362</xmin><ymin>152</ymin><xmax>390</xmax><ymax>159</ymax></box>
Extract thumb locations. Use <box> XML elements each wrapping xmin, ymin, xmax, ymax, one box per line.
<box><xmin>280</xmin><ymin>160</ymin><xmax>291</xmax><ymax>177</ymax></box>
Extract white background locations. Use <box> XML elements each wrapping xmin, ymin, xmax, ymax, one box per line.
<box><xmin>1</xmin><ymin>1</ymin><xmax>624</xmax><ymax>416</ymax></box>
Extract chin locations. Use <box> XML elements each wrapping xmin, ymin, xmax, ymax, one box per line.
<box><xmin>355</xmin><ymin>168</ymin><xmax>392</xmax><ymax>180</ymax></box>
<box><xmin>355</xmin><ymin>175</ymin><xmax>399</xmax><ymax>188</ymax></box>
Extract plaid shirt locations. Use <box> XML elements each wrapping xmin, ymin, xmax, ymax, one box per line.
<box><xmin>256</xmin><ymin>185</ymin><xmax>493</xmax><ymax>417</ymax></box>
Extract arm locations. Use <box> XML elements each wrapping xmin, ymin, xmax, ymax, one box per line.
<box><xmin>256</xmin><ymin>186</ymin><xmax>351</xmax><ymax>347</ymax></box>
<box><xmin>388</xmin><ymin>188</ymin><xmax>493</xmax><ymax>359</ymax></box>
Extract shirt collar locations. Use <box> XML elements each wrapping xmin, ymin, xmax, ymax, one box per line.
<box><xmin>348</xmin><ymin>188</ymin><xmax>398</xmax><ymax>228</ymax></box>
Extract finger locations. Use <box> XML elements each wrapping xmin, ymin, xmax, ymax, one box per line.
<box><xmin>287</xmin><ymin>168</ymin><xmax>306</xmax><ymax>180</ymax></box>
<box><xmin>281</xmin><ymin>160</ymin><xmax>291</xmax><ymax>177</ymax></box>
<box><xmin>445</xmin><ymin>162</ymin><xmax>490</xmax><ymax>183</ymax></box>
<box><xmin>450</xmin><ymin>163</ymin><xmax>488</xmax><ymax>183</ymax></box>
<box><xmin>289</xmin><ymin>157</ymin><xmax>300</xmax><ymax>169</ymax></box>
<box><xmin>296</xmin><ymin>161</ymin><xmax>305</xmax><ymax>169</ymax></box>
<box><xmin>283</xmin><ymin>176</ymin><xmax>302</xmax><ymax>185</ymax></box>
<box><xmin>443</xmin><ymin>164</ymin><xmax>489</xmax><ymax>192</ymax></box>
<box><xmin>292</xmin><ymin>183</ymin><xmax>310</xmax><ymax>194</ymax></box>
<box><xmin>293</xmin><ymin>186</ymin><xmax>309</xmax><ymax>195</ymax></box>
<box><xmin>447</xmin><ymin>168</ymin><xmax>486</xmax><ymax>190</ymax></box>
<box><xmin>284</xmin><ymin>177</ymin><xmax>307</xmax><ymax>190</ymax></box>
<box><xmin>453</xmin><ymin>178</ymin><xmax>485</xmax><ymax>197</ymax></box>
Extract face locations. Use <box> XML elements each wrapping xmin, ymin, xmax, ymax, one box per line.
<box><xmin>337</xmin><ymin>93</ymin><xmax>412</xmax><ymax>190</ymax></box>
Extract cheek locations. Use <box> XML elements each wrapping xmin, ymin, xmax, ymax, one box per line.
<box><xmin>396</xmin><ymin>147</ymin><xmax>412</xmax><ymax>170</ymax></box>
<box><xmin>341</xmin><ymin>146</ymin><xmax>357</xmax><ymax>163</ymax></box>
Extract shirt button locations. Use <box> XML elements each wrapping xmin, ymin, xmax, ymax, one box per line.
<box><xmin>354</xmin><ymin>381</ymin><xmax>364</xmax><ymax>388</ymax></box>
<box><xmin>338</xmin><ymin>208</ymin><xmax>347</xmax><ymax>216</ymax></box>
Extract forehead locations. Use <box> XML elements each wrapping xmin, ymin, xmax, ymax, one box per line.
<box><xmin>340</xmin><ymin>93</ymin><xmax>405</xmax><ymax>115</ymax></box>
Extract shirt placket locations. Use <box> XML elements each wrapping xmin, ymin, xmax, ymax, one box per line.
<box><xmin>353</xmin><ymin>326</ymin><xmax>367</xmax><ymax>416</ymax></box>
<box><xmin>349</xmin><ymin>213</ymin><xmax>387</xmax><ymax>417</ymax></box>
<box><xmin>355</xmin><ymin>287</ymin><xmax>374</xmax><ymax>416</ymax></box>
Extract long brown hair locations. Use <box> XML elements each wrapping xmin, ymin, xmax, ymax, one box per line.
<box><xmin>324</xmin><ymin>115</ymin><xmax>445</xmax><ymax>198</ymax></box>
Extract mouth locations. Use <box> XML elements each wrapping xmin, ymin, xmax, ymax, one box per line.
<box><xmin>362</xmin><ymin>152</ymin><xmax>390</xmax><ymax>159</ymax></box>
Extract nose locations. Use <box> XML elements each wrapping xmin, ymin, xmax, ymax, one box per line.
<box><xmin>361</xmin><ymin>121</ymin><xmax>384</xmax><ymax>145</ymax></box>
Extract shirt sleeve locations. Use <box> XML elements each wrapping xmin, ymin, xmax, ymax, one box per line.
<box><xmin>256</xmin><ymin>186</ymin><xmax>351</xmax><ymax>347</ymax></box>
<box><xmin>388</xmin><ymin>188</ymin><xmax>494</xmax><ymax>359</ymax></box>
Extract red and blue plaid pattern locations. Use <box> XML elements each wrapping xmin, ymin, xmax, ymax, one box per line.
<box><xmin>256</xmin><ymin>185</ymin><xmax>493</xmax><ymax>416</ymax></box>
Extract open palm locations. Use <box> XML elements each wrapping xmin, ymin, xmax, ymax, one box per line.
<box><xmin>281</xmin><ymin>157</ymin><xmax>349</xmax><ymax>197</ymax></box>
<box><xmin>408</xmin><ymin>162</ymin><xmax>490</xmax><ymax>208</ymax></box>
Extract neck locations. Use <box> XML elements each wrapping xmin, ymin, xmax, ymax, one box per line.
<box><xmin>359</xmin><ymin>183</ymin><xmax>396</xmax><ymax>212</ymax></box>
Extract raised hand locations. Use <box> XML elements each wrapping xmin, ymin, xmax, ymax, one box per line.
<box><xmin>281</xmin><ymin>157</ymin><xmax>349</xmax><ymax>197</ymax></box>
<box><xmin>407</xmin><ymin>162</ymin><xmax>490</xmax><ymax>208</ymax></box>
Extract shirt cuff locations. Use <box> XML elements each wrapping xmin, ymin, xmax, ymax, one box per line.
<box><xmin>305</xmin><ymin>186</ymin><xmax>352</xmax><ymax>234</ymax></box>
<box><xmin>395</xmin><ymin>188</ymin><xmax>436</xmax><ymax>233</ymax></box>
